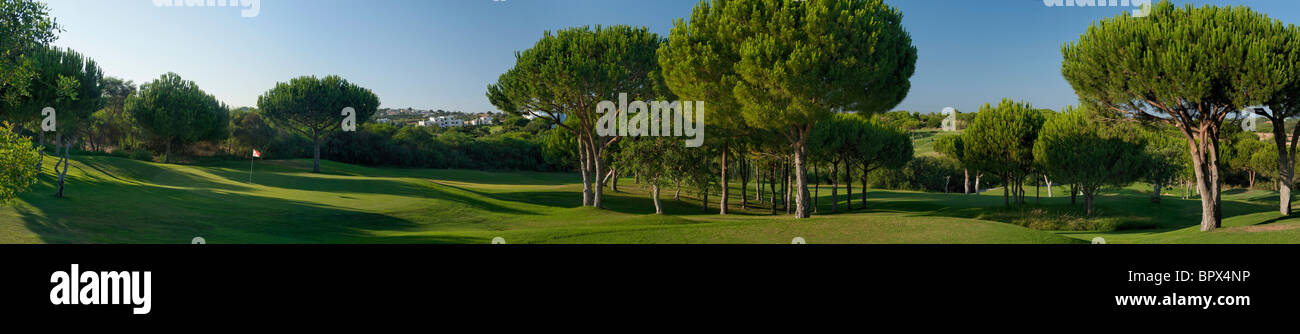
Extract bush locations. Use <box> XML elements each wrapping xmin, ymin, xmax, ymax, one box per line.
<box><xmin>129</xmin><ymin>150</ymin><xmax>154</xmax><ymax>162</ymax></box>
<box><xmin>977</xmin><ymin>206</ymin><xmax>1160</xmax><ymax>232</ymax></box>
<box><xmin>868</xmin><ymin>156</ymin><xmax>963</xmax><ymax>192</ymax></box>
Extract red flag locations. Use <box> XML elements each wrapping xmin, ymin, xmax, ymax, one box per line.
<box><xmin>253</xmin><ymin>149</ymin><xmax>261</xmax><ymax>158</ymax></box>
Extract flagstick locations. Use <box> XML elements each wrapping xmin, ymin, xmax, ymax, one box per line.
<box><xmin>249</xmin><ymin>155</ymin><xmax>254</xmax><ymax>184</ymax></box>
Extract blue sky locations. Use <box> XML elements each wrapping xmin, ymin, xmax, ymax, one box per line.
<box><xmin>42</xmin><ymin>0</ymin><xmax>1300</xmax><ymax>115</ymax></box>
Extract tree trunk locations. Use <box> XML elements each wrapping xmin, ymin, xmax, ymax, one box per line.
<box><xmin>610</xmin><ymin>169</ymin><xmax>619</xmax><ymax>192</ymax></box>
<box><xmin>1282</xmin><ymin>182</ymin><xmax>1293</xmax><ymax>216</ymax></box>
<box><xmin>312</xmin><ymin>131</ymin><xmax>321</xmax><ymax>173</ymax></box>
<box><xmin>1271</xmin><ymin>117</ymin><xmax>1295</xmax><ymax>215</ymax></box>
<box><xmin>769</xmin><ymin>163</ymin><xmax>777</xmax><ymax>215</ymax></box>
<box><xmin>740</xmin><ymin>158</ymin><xmax>748</xmax><ymax>209</ymax></box>
<box><xmin>831</xmin><ymin>160</ymin><xmax>839</xmax><ymax>213</ymax></box>
<box><xmin>784</xmin><ymin>159</ymin><xmax>792</xmax><ymax>215</ymax></box>
<box><xmin>860</xmin><ymin>161</ymin><xmax>868</xmax><ymax>209</ymax></box>
<box><xmin>579</xmin><ymin>140</ymin><xmax>593</xmax><ymax>206</ymax></box>
<box><xmin>164</xmin><ymin>140</ymin><xmax>172</xmax><ymax>163</ymax></box>
<box><xmin>813</xmin><ymin>162</ymin><xmax>820</xmax><ymax>213</ymax></box>
<box><xmin>652</xmin><ymin>184</ymin><xmax>663</xmax><ymax>214</ymax></box>
<box><xmin>56</xmin><ymin>138</ymin><xmax>70</xmax><ymax>198</ymax></box>
<box><xmin>1002</xmin><ymin>176</ymin><xmax>1010</xmax><ymax>207</ymax></box>
<box><xmin>1187</xmin><ymin>132</ymin><xmax>1223</xmax><ymax>231</ymax></box>
<box><xmin>674</xmin><ymin>180</ymin><xmax>682</xmax><ymax>201</ymax></box>
<box><xmin>963</xmin><ymin>169</ymin><xmax>970</xmax><ymax>194</ymax></box>
<box><xmin>591</xmin><ymin>136</ymin><xmax>606</xmax><ymax>209</ymax></box>
<box><xmin>1044</xmin><ymin>175</ymin><xmax>1053</xmax><ymax>197</ymax></box>
<box><xmin>779</xmin><ymin>159</ymin><xmax>788</xmax><ymax>213</ymax></box>
<box><xmin>974</xmin><ymin>174</ymin><xmax>982</xmax><ymax>194</ymax></box>
<box><xmin>719</xmin><ymin>146</ymin><xmax>728</xmax><ymax>215</ymax></box>
<box><xmin>793</xmin><ymin>144</ymin><xmax>811</xmax><ymax>218</ymax></box>
<box><xmin>701</xmin><ymin>187</ymin><xmax>709</xmax><ymax>212</ymax></box>
<box><xmin>755</xmin><ymin>162</ymin><xmax>762</xmax><ymax>202</ymax></box>
<box><xmin>845</xmin><ymin>160</ymin><xmax>854</xmax><ymax>210</ymax></box>
<box><xmin>1084</xmin><ymin>192</ymin><xmax>1095</xmax><ymax>216</ymax></box>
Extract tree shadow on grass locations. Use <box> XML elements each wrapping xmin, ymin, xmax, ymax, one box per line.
<box><xmin>802</xmin><ymin>188</ymin><xmax>1275</xmax><ymax>231</ymax></box>
<box><xmin>15</xmin><ymin>179</ymin><xmax>482</xmax><ymax>244</ymax></box>
<box><xmin>198</xmin><ymin>167</ymin><xmax>539</xmax><ymax>215</ymax></box>
<box><xmin>204</xmin><ymin>159</ymin><xmax>579</xmax><ymax>186</ymax></box>
<box><xmin>74</xmin><ymin>156</ymin><xmax>254</xmax><ymax>192</ymax></box>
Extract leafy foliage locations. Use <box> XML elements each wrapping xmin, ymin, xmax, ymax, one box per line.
<box><xmin>257</xmin><ymin>75</ymin><xmax>379</xmax><ymax>172</ymax></box>
<box><xmin>1034</xmin><ymin>106</ymin><xmax>1147</xmax><ymax>215</ymax></box>
<box><xmin>962</xmin><ymin>99</ymin><xmax>1045</xmax><ymax>206</ymax></box>
<box><xmin>0</xmin><ymin>122</ymin><xmax>40</xmax><ymax>203</ymax></box>
<box><xmin>0</xmin><ymin>0</ymin><xmax>61</xmax><ymax>109</ymax></box>
<box><xmin>126</xmin><ymin>73</ymin><xmax>227</xmax><ymax>161</ymax></box>
<box><xmin>1061</xmin><ymin>0</ymin><xmax>1299</xmax><ymax>229</ymax></box>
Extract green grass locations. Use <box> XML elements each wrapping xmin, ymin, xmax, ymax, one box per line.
<box><xmin>2</xmin><ymin>154</ymin><xmax>1298</xmax><ymax>244</ymax></box>
<box><xmin>910</xmin><ymin>129</ymin><xmax>957</xmax><ymax>157</ymax></box>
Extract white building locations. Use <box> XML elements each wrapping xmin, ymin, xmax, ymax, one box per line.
<box><xmin>468</xmin><ymin>116</ymin><xmax>494</xmax><ymax>126</ymax></box>
<box><xmin>434</xmin><ymin>116</ymin><xmax>464</xmax><ymax>128</ymax></box>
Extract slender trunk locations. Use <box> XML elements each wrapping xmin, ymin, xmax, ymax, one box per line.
<box><xmin>1084</xmin><ymin>191</ymin><xmax>1095</xmax><ymax>216</ymax></box>
<box><xmin>652</xmin><ymin>184</ymin><xmax>663</xmax><ymax>214</ymax></box>
<box><xmin>701</xmin><ymin>187</ymin><xmax>709</xmax><ymax>212</ymax></box>
<box><xmin>769</xmin><ymin>163</ymin><xmax>777</xmax><ymax>215</ymax></box>
<box><xmin>860</xmin><ymin>161</ymin><xmax>868</xmax><ymax>209</ymax></box>
<box><xmin>831</xmin><ymin>160</ymin><xmax>839</xmax><ymax>213</ymax></box>
<box><xmin>164</xmin><ymin>140</ymin><xmax>172</xmax><ymax>163</ymax></box>
<box><xmin>813</xmin><ymin>162</ymin><xmax>820</xmax><ymax>213</ymax></box>
<box><xmin>784</xmin><ymin>159</ymin><xmax>792</xmax><ymax>215</ymax></box>
<box><xmin>610</xmin><ymin>169</ymin><xmax>619</xmax><ymax>192</ymax></box>
<box><xmin>845</xmin><ymin>160</ymin><xmax>854</xmax><ymax>210</ymax></box>
<box><xmin>1045</xmin><ymin>175</ymin><xmax>1053</xmax><ymax>197</ymax></box>
<box><xmin>740</xmin><ymin>158</ymin><xmax>748</xmax><ymax>209</ymax></box>
<box><xmin>674</xmin><ymin>179</ymin><xmax>682</xmax><ymax>201</ymax></box>
<box><xmin>312</xmin><ymin>131</ymin><xmax>321</xmax><ymax>173</ymax></box>
<box><xmin>793</xmin><ymin>145</ymin><xmax>811</xmax><ymax>219</ymax></box>
<box><xmin>780</xmin><ymin>159</ymin><xmax>788</xmax><ymax>213</ymax></box>
<box><xmin>963</xmin><ymin>169</ymin><xmax>970</xmax><ymax>194</ymax></box>
<box><xmin>1070</xmin><ymin>184</ymin><xmax>1078</xmax><ymax>205</ymax></box>
<box><xmin>974</xmin><ymin>174</ymin><xmax>981</xmax><ymax>194</ymax></box>
<box><xmin>1003</xmin><ymin>176</ymin><xmax>1010</xmax><ymax>207</ymax></box>
<box><xmin>591</xmin><ymin>136</ymin><xmax>605</xmax><ymax>209</ymax></box>
<box><xmin>579</xmin><ymin>139</ymin><xmax>592</xmax><ymax>206</ymax></box>
<box><xmin>755</xmin><ymin>162</ymin><xmax>762</xmax><ymax>202</ymax></box>
<box><xmin>1151</xmin><ymin>182</ymin><xmax>1162</xmax><ymax>204</ymax></box>
<box><xmin>56</xmin><ymin>136</ymin><xmax>69</xmax><ymax>198</ymax></box>
<box><xmin>1035</xmin><ymin>175</ymin><xmax>1040</xmax><ymax>204</ymax></box>
<box><xmin>719</xmin><ymin>147</ymin><xmax>728</xmax><ymax>215</ymax></box>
